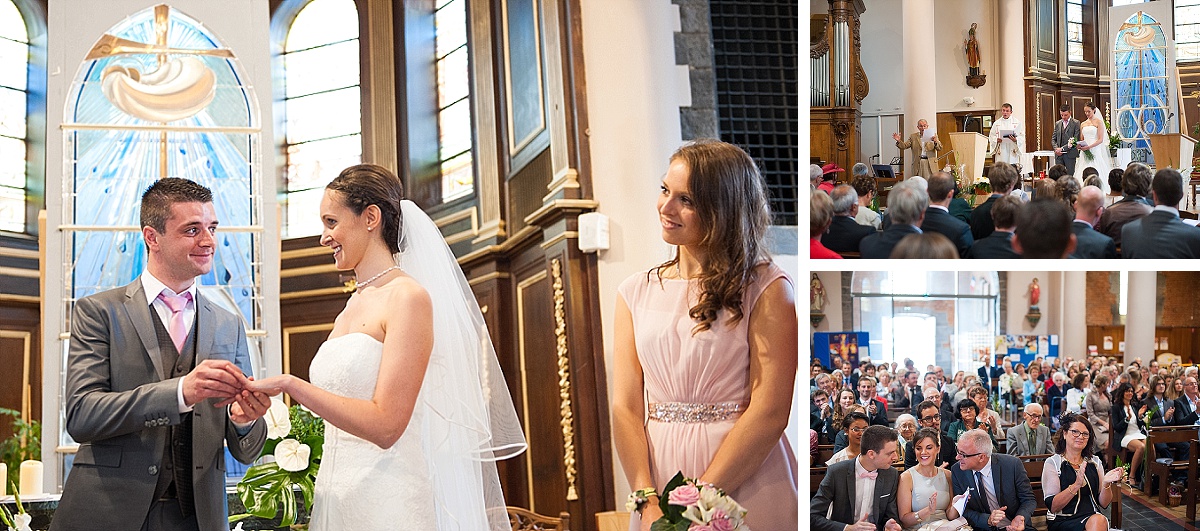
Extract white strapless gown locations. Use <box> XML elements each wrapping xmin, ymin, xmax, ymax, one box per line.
<box><xmin>308</xmin><ymin>333</ymin><xmax>436</xmax><ymax>530</ymax></box>
<box><xmin>1073</xmin><ymin>124</ymin><xmax>1113</xmax><ymax>194</ymax></box>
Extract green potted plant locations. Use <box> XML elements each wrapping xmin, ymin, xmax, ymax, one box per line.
<box><xmin>0</xmin><ymin>408</ymin><xmax>40</xmax><ymax>489</ymax></box>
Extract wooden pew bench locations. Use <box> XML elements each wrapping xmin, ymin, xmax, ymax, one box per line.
<box><xmin>1145</xmin><ymin>426</ymin><xmax>1196</xmax><ymax>506</ymax></box>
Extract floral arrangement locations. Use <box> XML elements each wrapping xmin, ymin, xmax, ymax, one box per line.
<box><xmin>230</xmin><ymin>399</ymin><xmax>324</xmax><ymax>528</ymax></box>
<box><xmin>1106</xmin><ymin>118</ymin><xmax>1122</xmax><ymax>151</ymax></box>
<box><xmin>651</xmin><ymin>472</ymin><xmax>749</xmax><ymax>531</ymax></box>
<box><xmin>0</xmin><ymin>483</ymin><xmax>30</xmax><ymax>531</ymax></box>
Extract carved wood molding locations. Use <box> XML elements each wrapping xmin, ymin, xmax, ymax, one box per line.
<box><xmin>854</xmin><ymin>63</ymin><xmax>869</xmax><ymax>103</ymax></box>
<box><xmin>550</xmin><ymin>258</ymin><xmax>579</xmax><ymax>501</ymax></box>
<box><xmin>833</xmin><ymin>121</ymin><xmax>850</xmax><ymax>149</ymax></box>
<box><xmin>811</xmin><ymin>39</ymin><xmax>829</xmax><ymax>59</ymax></box>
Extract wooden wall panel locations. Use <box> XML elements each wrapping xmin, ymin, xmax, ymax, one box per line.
<box><xmin>0</xmin><ymin>304</ymin><xmax>39</xmax><ymax>443</ymax></box>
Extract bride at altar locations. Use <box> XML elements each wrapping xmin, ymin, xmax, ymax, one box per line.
<box><xmin>242</xmin><ymin>164</ymin><xmax>526</xmax><ymax>530</ymax></box>
<box><xmin>1073</xmin><ymin>102</ymin><xmax>1113</xmax><ymax>193</ymax></box>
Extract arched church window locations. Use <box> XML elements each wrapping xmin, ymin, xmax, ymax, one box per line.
<box><xmin>848</xmin><ymin>271</ymin><xmax>999</xmax><ymax>379</ymax></box>
<box><xmin>0</xmin><ymin>0</ymin><xmax>29</xmax><ymax>233</ymax></box>
<box><xmin>436</xmin><ymin>0</ymin><xmax>475</xmax><ymax>203</ymax></box>
<box><xmin>1067</xmin><ymin>0</ymin><xmax>1085</xmax><ymax>62</ymax></box>
<box><xmin>1113</xmin><ymin>10</ymin><xmax>1169</xmax><ymax>151</ymax></box>
<box><xmin>1175</xmin><ymin>0</ymin><xmax>1200</xmax><ymax>62</ymax></box>
<box><xmin>280</xmin><ymin>0</ymin><xmax>362</xmax><ymax>237</ymax></box>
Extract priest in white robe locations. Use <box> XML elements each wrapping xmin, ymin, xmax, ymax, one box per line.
<box><xmin>990</xmin><ymin>102</ymin><xmax>1026</xmax><ymax>170</ymax></box>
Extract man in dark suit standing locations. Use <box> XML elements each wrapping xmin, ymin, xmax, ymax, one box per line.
<box><xmin>812</xmin><ymin>425</ymin><xmax>904</xmax><ymax>531</ymax></box>
<box><xmin>1121</xmin><ymin>167</ymin><xmax>1200</xmax><ymax>258</ymax></box>
<box><xmin>970</xmin><ymin>162</ymin><xmax>1020</xmax><ymax>240</ymax></box>
<box><xmin>967</xmin><ymin>195</ymin><xmax>1022</xmax><ymax>258</ymax></box>
<box><xmin>1070</xmin><ymin>185</ymin><xmax>1117</xmax><ymax>259</ymax></box>
<box><xmin>922</xmin><ymin>172</ymin><xmax>974</xmax><ymax>257</ymax></box>
<box><xmin>951</xmin><ymin>430</ymin><xmax>1037</xmax><ymax>531</ymax></box>
<box><xmin>824</xmin><ymin>184</ymin><xmax>877</xmax><ymax>253</ymax></box>
<box><xmin>860</xmin><ymin>180</ymin><xmax>927</xmax><ymax>258</ymax></box>
<box><xmin>1052</xmin><ymin>104</ymin><xmax>1082</xmax><ymax>175</ymax></box>
<box><xmin>858</xmin><ymin>377</ymin><xmax>890</xmax><ymax>426</ymax></box>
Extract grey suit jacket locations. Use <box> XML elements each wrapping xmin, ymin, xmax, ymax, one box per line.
<box><xmin>812</xmin><ymin>458</ymin><xmax>900</xmax><ymax>531</ymax></box>
<box><xmin>51</xmin><ymin>280</ymin><xmax>267</xmax><ymax>531</ymax></box>
<box><xmin>1052</xmin><ymin>118</ymin><xmax>1081</xmax><ymax>165</ymax></box>
<box><xmin>1005</xmin><ymin>423</ymin><xmax>1053</xmax><ymax>456</ymax></box>
<box><xmin>1121</xmin><ymin>209</ymin><xmax>1200</xmax><ymax>259</ymax></box>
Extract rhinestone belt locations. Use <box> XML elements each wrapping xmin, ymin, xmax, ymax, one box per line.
<box><xmin>648</xmin><ymin>402</ymin><xmax>745</xmax><ymax>423</ymax></box>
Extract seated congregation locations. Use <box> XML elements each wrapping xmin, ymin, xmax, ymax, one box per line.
<box><xmin>810</xmin><ymin>161</ymin><xmax>1200</xmax><ymax>259</ymax></box>
<box><xmin>810</xmin><ymin>356</ymin><xmax>1200</xmax><ymax>530</ymax></box>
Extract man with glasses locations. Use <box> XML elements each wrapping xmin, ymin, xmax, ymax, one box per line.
<box><xmin>904</xmin><ymin>401</ymin><xmax>957</xmax><ymax>469</ymax></box>
<box><xmin>812</xmin><ymin>425</ymin><xmax>904</xmax><ymax>531</ymax></box>
<box><xmin>1173</xmin><ymin>376</ymin><xmax>1200</xmax><ymax>426</ymax></box>
<box><xmin>950</xmin><ymin>430</ymin><xmax>1037</xmax><ymax>531</ymax></box>
<box><xmin>1005</xmin><ymin>403</ymin><xmax>1051</xmax><ymax>456</ymax></box>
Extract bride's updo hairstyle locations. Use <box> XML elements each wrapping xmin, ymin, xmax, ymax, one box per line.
<box><xmin>654</xmin><ymin>139</ymin><xmax>771</xmax><ymax>334</ymax></box>
<box><xmin>326</xmin><ymin>164</ymin><xmax>405</xmax><ymax>254</ymax></box>
<box><xmin>1086</xmin><ymin>101</ymin><xmax>1098</xmax><ymax>114</ymax></box>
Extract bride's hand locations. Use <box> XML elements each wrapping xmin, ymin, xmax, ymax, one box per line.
<box><xmin>243</xmin><ymin>374</ymin><xmax>291</xmax><ymax>396</ymax></box>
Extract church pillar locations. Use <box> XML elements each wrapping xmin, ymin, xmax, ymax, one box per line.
<box><xmin>901</xmin><ymin>0</ymin><xmax>936</xmax><ymax>137</ymax></box>
<box><xmin>1124</xmin><ymin>271</ymin><xmax>1157</xmax><ymax>366</ymax></box>
<box><xmin>998</xmin><ymin>0</ymin><xmax>1025</xmax><ymax>120</ymax></box>
<box><xmin>1061</xmin><ymin>271</ymin><xmax>1087</xmax><ymax>360</ymax></box>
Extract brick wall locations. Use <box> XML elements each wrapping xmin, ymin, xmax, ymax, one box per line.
<box><xmin>1086</xmin><ymin>271</ymin><xmax>1119</xmax><ymax>326</ymax></box>
<box><xmin>1161</xmin><ymin>272</ymin><xmax>1200</xmax><ymax>326</ymax></box>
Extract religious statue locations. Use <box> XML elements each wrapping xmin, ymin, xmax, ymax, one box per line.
<box><xmin>1025</xmin><ymin>277</ymin><xmax>1041</xmax><ymax>327</ymax></box>
<box><xmin>964</xmin><ymin>22</ymin><xmax>986</xmax><ymax>88</ymax></box>
<box><xmin>810</xmin><ymin>273</ymin><xmax>826</xmax><ymax>327</ymax></box>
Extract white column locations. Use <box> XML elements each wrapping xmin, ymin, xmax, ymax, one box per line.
<box><xmin>1124</xmin><ymin>271</ymin><xmax>1157</xmax><ymax>366</ymax></box>
<box><xmin>998</xmin><ymin>0</ymin><xmax>1025</xmax><ymax>122</ymax></box>
<box><xmin>1061</xmin><ymin>271</ymin><xmax>1088</xmax><ymax>360</ymax></box>
<box><xmin>902</xmin><ymin>0</ymin><xmax>936</xmax><ymax>139</ymax></box>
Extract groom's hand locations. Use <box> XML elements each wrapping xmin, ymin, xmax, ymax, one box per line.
<box><xmin>182</xmin><ymin>359</ymin><xmax>248</xmax><ymax>406</ymax></box>
<box><xmin>229</xmin><ymin>389</ymin><xmax>271</xmax><ymax>423</ymax></box>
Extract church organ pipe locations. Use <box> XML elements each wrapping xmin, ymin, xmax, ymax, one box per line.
<box><xmin>835</xmin><ymin>20</ymin><xmax>850</xmax><ymax>107</ymax></box>
<box><xmin>813</xmin><ymin>52</ymin><xmax>829</xmax><ymax>106</ymax></box>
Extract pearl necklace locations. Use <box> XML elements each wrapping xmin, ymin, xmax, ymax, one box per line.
<box><xmin>355</xmin><ymin>265</ymin><xmax>400</xmax><ymax>290</ymax></box>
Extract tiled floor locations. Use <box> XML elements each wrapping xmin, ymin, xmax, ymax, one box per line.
<box><xmin>1118</xmin><ymin>490</ymin><xmax>1200</xmax><ymax>531</ymax></box>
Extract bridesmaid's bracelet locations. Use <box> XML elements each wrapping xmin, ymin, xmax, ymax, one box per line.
<box><xmin>626</xmin><ymin>487</ymin><xmax>659</xmax><ymax>513</ymax></box>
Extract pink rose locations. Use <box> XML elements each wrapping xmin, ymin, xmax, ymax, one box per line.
<box><xmin>688</xmin><ymin>526</ymin><xmax>714</xmax><ymax>531</ymax></box>
<box><xmin>709</xmin><ymin>510</ymin><xmax>734</xmax><ymax>531</ymax></box>
<box><xmin>669</xmin><ymin>483</ymin><xmax>702</xmax><ymax>506</ymax></box>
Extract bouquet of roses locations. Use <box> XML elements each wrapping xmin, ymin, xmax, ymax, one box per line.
<box><xmin>651</xmin><ymin>472</ymin><xmax>749</xmax><ymax>531</ymax></box>
<box><xmin>230</xmin><ymin>398</ymin><xmax>324</xmax><ymax>528</ymax></box>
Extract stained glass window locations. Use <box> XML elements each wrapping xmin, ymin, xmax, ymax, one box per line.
<box><xmin>0</xmin><ymin>0</ymin><xmax>27</xmax><ymax>233</ymax></box>
<box><xmin>1176</xmin><ymin>0</ymin><xmax>1200</xmax><ymax>62</ymax></box>
<box><xmin>1113</xmin><ymin>10</ymin><xmax>1169</xmax><ymax>150</ymax></box>
<box><xmin>282</xmin><ymin>0</ymin><xmax>361</xmax><ymax>237</ymax></box>
<box><xmin>436</xmin><ymin>0</ymin><xmax>475</xmax><ymax>203</ymax></box>
<box><xmin>1067</xmin><ymin>0</ymin><xmax>1085</xmax><ymax>62</ymax></box>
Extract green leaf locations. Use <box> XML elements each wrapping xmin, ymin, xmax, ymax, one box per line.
<box><xmin>296</xmin><ymin>473</ymin><xmax>317</xmax><ymax>513</ymax></box>
<box><xmin>278</xmin><ymin>480</ymin><xmax>297</xmax><ymax>527</ymax></box>
<box><xmin>657</xmin><ymin>472</ymin><xmax>689</xmax><ymax>522</ymax></box>
<box><xmin>650</xmin><ymin>520</ymin><xmax>691</xmax><ymax>531</ymax></box>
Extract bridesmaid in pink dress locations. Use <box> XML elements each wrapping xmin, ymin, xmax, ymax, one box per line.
<box><xmin>612</xmin><ymin>140</ymin><xmax>798</xmax><ymax>530</ymax></box>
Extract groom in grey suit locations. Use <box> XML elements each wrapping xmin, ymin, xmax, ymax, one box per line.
<box><xmin>1053</xmin><ymin>104</ymin><xmax>1082</xmax><ymax>175</ymax></box>
<box><xmin>51</xmin><ymin>178</ymin><xmax>269</xmax><ymax>531</ymax></box>
<box><xmin>812</xmin><ymin>425</ymin><xmax>904</xmax><ymax>531</ymax></box>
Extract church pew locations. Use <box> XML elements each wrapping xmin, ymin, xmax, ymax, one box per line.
<box><xmin>1145</xmin><ymin>425</ymin><xmax>1195</xmax><ymax>506</ymax></box>
<box><xmin>1188</xmin><ymin>439</ymin><xmax>1199</xmax><ymax>522</ymax></box>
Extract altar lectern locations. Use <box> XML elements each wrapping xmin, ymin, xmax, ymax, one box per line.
<box><xmin>949</xmin><ymin>132</ymin><xmax>988</xmax><ymax>185</ymax></box>
<box><xmin>1147</xmin><ymin>133</ymin><xmax>1197</xmax><ymax>171</ymax></box>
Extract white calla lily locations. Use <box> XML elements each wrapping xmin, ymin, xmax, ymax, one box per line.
<box><xmin>13</xmin><ymin>513</ymin><xmax>33</xmax><ymax>531</ymax></box>
<box><xmin>264</xmin><ymin>398</ymin><xmax>292</xmax><ymax>439</ymax></box>
<box><xmin>273</xmin><ymin>438</ymin><xmax>311</xmax><ymax>472</ymax></box>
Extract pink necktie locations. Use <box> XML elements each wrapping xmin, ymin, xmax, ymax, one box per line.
<box><xmin>857</xmin><ymin>471</ymin><xmax>878</xmax><ymax>479</ymax></box>
<box><xmin>158</xmin><ymin>291</ymin><xmax>192</xmax><ymax>352</ymax></box>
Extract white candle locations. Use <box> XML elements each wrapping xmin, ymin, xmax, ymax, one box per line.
<box><xmin>19</xmin><ymin>460</ymin><xmax>41</xmax><ymax>496</ymax></box>
<box><xmin>0</xmin><ymin>462</ymin><xmax>6</xmax><ymax>496</ymax></box>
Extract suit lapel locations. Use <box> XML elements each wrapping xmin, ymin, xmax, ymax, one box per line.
<box><xmin>123</xmin><ymin>281</ymin><xmax>166</xmax><ymax>379</ymax></box>
<box><xmin>992</xmin><ymin>459</ymin><xmax>1005</xmax><ymax>508</ymax></box>
<box><xmin>194</xmin><ymin>290</ymin><xmax>216</xmax><ymax>363</ymax></box>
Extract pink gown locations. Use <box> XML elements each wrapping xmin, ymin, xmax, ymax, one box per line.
<box><xmin>618</xmin><ymin>263</ymin><xmax>798</xmax><ymax>529</ymax></box>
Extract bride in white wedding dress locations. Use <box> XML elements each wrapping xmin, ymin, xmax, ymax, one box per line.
<box><xmin>243</xmin><ymin>164</ymin><xmax>525</xmax><ymax>530</ymax></box>
<box><xmin>1072</xmin><ymin>101</ymin><xmax>1113</xmax><ymax>193</ymax></box>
